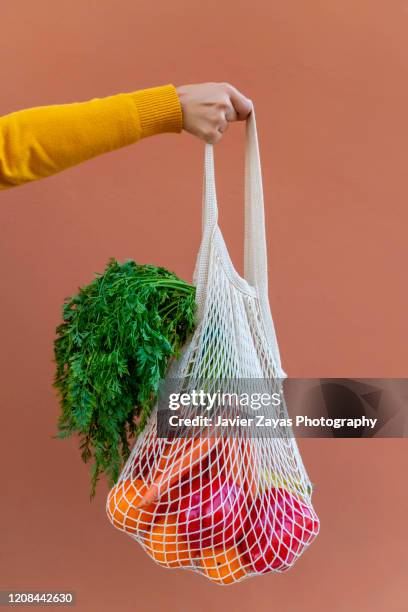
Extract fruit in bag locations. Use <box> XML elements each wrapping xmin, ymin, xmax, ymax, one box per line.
<box><xmin>146</xmin><ymin>518</ymin><xmax>191</xmax><ymax>568</ymax></box>
<box><xmin>174</xmin><ymin>475</ymin><xmax>246</xmax><ymax>550</ymax></box>
<box><xmin>107</xmin><ymin>479</ymin><xmax>157</xmax><ymax>534</ymax></box>
<box><xmin>200</xmin><ymin>546</ymin><xmax>247</xmax><ymax>585</ymax></box>
<box><xmin>239</xmin><ymin>488</ymin><xmax>320</xmax><ymax>573</ymax></box>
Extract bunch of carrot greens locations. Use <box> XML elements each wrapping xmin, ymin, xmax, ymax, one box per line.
<box><xmin>53</xmin><ymin>258</ymin><xmax>196</xmax><ymax>497</ymax></box>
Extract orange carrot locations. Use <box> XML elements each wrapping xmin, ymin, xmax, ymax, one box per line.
<box><xmin>136</xmin><ymin>437</ymin><xmax>217</xmax><ymax>507</ymax></box>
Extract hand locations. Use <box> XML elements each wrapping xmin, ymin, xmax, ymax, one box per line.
<box><xmin>176</xmin><ymin>82</ymin><xmax>253</xmax><ymax>144</ymax></box>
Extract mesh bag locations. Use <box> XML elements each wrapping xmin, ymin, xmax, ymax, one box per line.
<box><xmin>106</xmin><ymin>110</ymin><xmax>320</xmax><ymax>584</ymax></box>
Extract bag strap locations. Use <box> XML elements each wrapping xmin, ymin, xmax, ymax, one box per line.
<box><xmin>244</xmin><ymin>109</ymin><xmax>268</xmax><ymax>296</ymax></box>
<box><xmin>193</xmin><ymin>107</ymin><xmax>269</xmax><ymax>307</ymax></box>
<box><xmin>192</xmin><ymin>144</ymin><xmax>218</xmax><ymax>312</ymax></box>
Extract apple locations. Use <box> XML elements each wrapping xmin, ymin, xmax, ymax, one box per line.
<box><xmin>239</xmin><ymin>494</ymin><xmax>299</xmax><ymax>573</ymax></box>
<box><xmin>239</xmin><ymin>488</ymin><xmax>319</xmax><ymax>573</ymax></box>
<box><xmin>273</xmin><ymin>487</ymin><xmax>320</xmax><ymax>545</ymax></box>
<box><xmin>174</xmin><ymin>475</ymin><xmax>246</xmax><ymax>550</ymax></box>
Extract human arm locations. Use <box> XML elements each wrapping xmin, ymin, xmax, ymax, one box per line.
<box><xmin>0</xmin><ymin>82</ymin><xmax>252</xmax><ymax>190</ymax></box>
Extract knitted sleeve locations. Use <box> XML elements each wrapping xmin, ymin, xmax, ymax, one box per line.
<box><xmin>0</xmin><ymin>84</ymin><xmax>182</xmax><ymax>189</ymax></box>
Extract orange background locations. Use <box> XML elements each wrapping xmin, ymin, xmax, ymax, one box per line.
<box><xmin>1</xmin><ymin>1</ymin><xmax>407</xmax><ymax>611</ymax></box>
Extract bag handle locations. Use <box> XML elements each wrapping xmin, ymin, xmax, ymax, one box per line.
<box><xmin>243</xmin><ymin>109</ymin><xmax>268</xmax><ymax>295</ymax></box>
<box><xmin>193</xmin><ymin>108</ymin><xmax>286</xmax><ymax>377</ymax></box>
<box><xmin>194</xmin><ymin>108</ymin><xmax>269</xmax><ymax>302</ymax></box>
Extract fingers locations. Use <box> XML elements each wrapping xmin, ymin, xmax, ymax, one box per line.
<box><xmin>210</xmin><ymin>131</ymin><xmax>224</xmax><ymax>145</ymax></box>
<box><xmin>206</xmin><ymin>109</ymin><xmax>229</xmax><ymax>144</ymax></box>
<box><xmin>225</xmin><ymin>106</ymin><xmax>238</xmax><ymax>123</ymax></box>
<box><xmin>218</xmin><ymin>111</ymin><xmax>230</xmax><ymax>134</ymax></box>
<box><xmin>226</xmin><ymin>84</ymin><xmax>253</xmax><ymax>121</ymax></box>
<box><xmin>176</xmin><ymin>82</ymin><xmax>253</xmax><ymax>144</ymax></box>
<box><xmin>206</xmin><ymin>125</ymin><xmax>226</xmax><ymax>145</ymax></box>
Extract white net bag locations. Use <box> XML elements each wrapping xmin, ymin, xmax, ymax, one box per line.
<box><xmin>106</xmin><ymin>110</ymin><xmax>319</xmax><ymax>584</ymax></box>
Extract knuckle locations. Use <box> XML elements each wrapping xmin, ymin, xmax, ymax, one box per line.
<box><xmin>215</xmin><ymin>97</ymin><xmax>230</xmax><ymax>111</ymax></box>
<box><xmin>202</xmin><ymin>128</ymin><xmax>216</xmax><ymax>143</ymax></box>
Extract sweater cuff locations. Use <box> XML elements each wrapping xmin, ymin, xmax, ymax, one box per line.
<box><xmin>130</xmin><ymin>84</ymin><xmax>183</xmax><ymax>138</ymax></box>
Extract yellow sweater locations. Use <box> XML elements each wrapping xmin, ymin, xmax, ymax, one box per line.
<box><xmin>0</xmin><ymin>84</ymin><xmax>182</xmax><ymax>190</ymax></box>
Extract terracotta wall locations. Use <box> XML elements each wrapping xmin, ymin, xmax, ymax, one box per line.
<box><xmin>1</xmin><ymin>2</ymin><xmax>407</xmax><ymax>611</ymax></box>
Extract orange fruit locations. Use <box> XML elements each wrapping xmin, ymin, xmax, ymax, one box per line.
<box><xmin>107</xmin><ymin>479</ymin><xmax>157</xmax><ymax>534</ymax></box>
<box><xmin>200</xmin><ymin>546</ymin><xmax>247</xmax><ymax>585</ymax></box>
<box><xmin>146</xmin><ymin>518</ymin><xmax>191</xmax><ymax>568</ymax></box>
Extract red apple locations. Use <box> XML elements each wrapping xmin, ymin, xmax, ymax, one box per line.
<box><xmin>273</xmin><ymin>488</ymin><xmax>320</xmax><ymax>545</ymax></box>
<box><xmin>239</xmin><ymin>495</ymin><xmax>298</xmax><ymax>573</ymax></box>
<box><xmin>173</xmin><ymin>475</ymin><xmax>246</xmax><ymax>550</ymax></box>
<box><xmin>240</xmin><ymin>488</ymin><xmax>319</xmax><ymax>574</ymax></box>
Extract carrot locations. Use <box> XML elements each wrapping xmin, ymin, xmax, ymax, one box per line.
<box><xmin>136</xmin><ymin>437</ymin><xmax>217</xmax><ymax>507</ymax></box>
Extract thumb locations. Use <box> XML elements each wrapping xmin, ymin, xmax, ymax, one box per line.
<box><xmin>228</xmin><ymin>86</ymin><xmax>253</xmax><ymax>120</ymax></box>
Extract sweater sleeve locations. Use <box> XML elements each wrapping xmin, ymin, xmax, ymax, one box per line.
<box><xmin>0</xmin><ymin>84</ymin><xmax>182</xmax><ymax>190</ymax></box>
